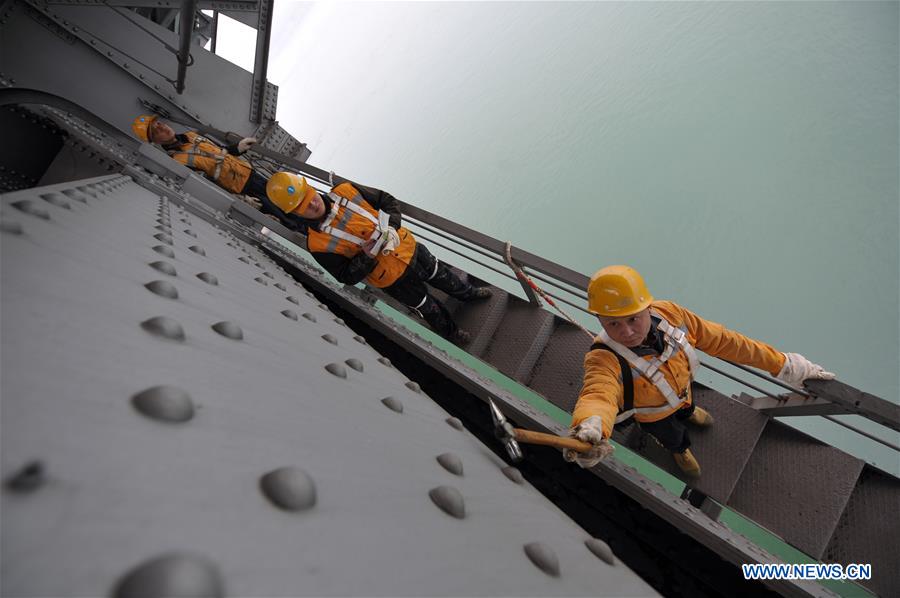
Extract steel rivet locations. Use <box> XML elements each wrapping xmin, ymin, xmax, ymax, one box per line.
<box><xmin>585</xmin><ymin>539</ymin><xmax>616</xmax><ymax>565</ymax></box>
<box><xmin>40</xmin><ymin>192</ymin><xmax>72</xmax><ymax>208</ymax></box>
<box><xmin>140</xmin><ymin>316</ymin><xmax>185</xmax><ymax>341</ymax></box>
<box><xmin>189</xmin><ymin>246</ymin><xmax>205</xmax><ymax>256</ymax></box>
<box><xmin>286</xmin><ymin>296</ymin><xmax>299</xmax><ymax>305</ymax></box>
<box><xmin>196</xmin><ymin>272</ymin><xmax>218</xmax><ymax>286</ymax></box>
<box><xmin>211</xmin><ymin>321</ymin><xmax>243</xmax><ymax>340</ymax></box>
<box><xmin>281</xmin><ymin>310</ymin><xmax>298</xmax><ymax>321</ymax></box>
<box><xmin>321</xmin><ymin>334</ymin><xmax>338</xmax><ymax>345</ymax></box>
<box><xmin>11</xmin><ymin>200</ymin><xmax>50</xmax><ymax>220</ymax></box>
<box><xmin>144</xmin><ymin>280</ymin><xmax>179</xmax><ymax>299</ymax></box>
<box><xmin>259</xmin><ymin>467</ymin><xmax>317</xmax><ymax>511</ymax></box>
<box><xmin>112</xmin><ymin>553</ymin><xmax>223</xmax><ymax>598</ymax></box>
<box><xmin>345</xmin><ymin>358</ymin><xmax>363</xmax><ymax>372</ymax></box>
<box><xmin>301</xmin><ymin>312</ymin><xmax>316</xmax><ymax>323</ymax></box>
<box><xmin>153</xmin><ymin>233</ymin><xmax>173</xmax><ymax>245</ymax></box>
<box><xmin>436</xmin><ymin>453</ymin><xmax>464</xmax><ymax>476</ymax></box>
<box><xmin>131</xmin><ymin>385</ymin><xmax>194</xmax><ymax>423</ymax></box>
<box><xmin>149</xmin><ymin>261</ymin><xmax>177</xmax><ymax>276</ymax></box>
<box><xmin>325</xmin><ymin>363</ymin><xmax>347</xmax><ymax>379</ymax></box>
<box><xmin>428</xmin><ymin>486</ymin><xmax>465</xmax><ymax>519</ymax></box>
<box><xmin>254</xmin><ymin>277</ymin><xmax>267</xmax><ymax>286</ymax></box>
<box><xmin>152</xmin><ymin>245</ymin><xmax>175</xmax><ymax>259</ymax></box>
<box><xmin>501</xmin><ymin>466</ymin><xmax>524</xmax><ymax>484</ymax></box>
<box><xmin>4</xmin><ymin>461</ymin><xmax>45</xmax><ymax>493</ymax></box>
<box><xmin>274</xmin><ymin>282</ymin><xmax>286</xmax><ymax>291</ymax></box>
<box><xmin>405</xmin><ymin>381</ymin><xmax>422</xmax><ymax>393</ymax></box>
<box><xmin>445</xmin><ymin>417</ymin><xmax>464</xmax><ymax>431</ymax></box>
<box><xmin>524</xmin><ymin>543</ymin><xmax>560</xmax><ymax>577</ymax></box>
<box><xmin>381</xmin><ymin>397</ymin><xmax>403</xmax><ymax>413</ymax></box>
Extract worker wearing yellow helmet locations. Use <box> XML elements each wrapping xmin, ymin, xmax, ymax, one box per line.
<box><xmin>564</xmin><ymin>265</ymin><xmax>834</xmax><ymax>477</ymax></box>
<box><xmin>266</xmin><ymin>171</ymin><xmax>492</xmax><ymax>344</ymax></box>
<box><xmin>131</xmin><ymin>115</ymin><xmax>297</xmax><ymax>228</ymax></box>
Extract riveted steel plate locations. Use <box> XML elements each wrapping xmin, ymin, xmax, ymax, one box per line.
<box><xmin>729</xmin><ymin>421</ymin><xmax>865</xmax><ymax>559</ymax></box>
<box><xmin>1</xmin><ymin>176</ymin><xmax>656</xmax><ymax>597</ymax></box>
<box><xmin>482</xmin><ymin>296</ymin><xmax>557</xmax><ymax>382</ymax></box>
<box><xmin>527</xmin><ymin>322</ymin><xmax>594</xmax><ymax>413</ymax></box>
<box><xmin>823</xmin><ymin>467</ymin><xmax>900</xmax><ymax>598</ymax></box>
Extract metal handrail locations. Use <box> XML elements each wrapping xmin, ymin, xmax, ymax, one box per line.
<box><xmin>171</xmin><ymin>115</ymin><xmax>899</xmax><ymax>447</ymax></box>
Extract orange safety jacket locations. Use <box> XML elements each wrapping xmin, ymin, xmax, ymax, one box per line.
<box><xmin>571</xmin><ymin>300</ymin><xmax>786</xmax><ymax>438</ymax></box>
<box><xmin>307</xmin><ymin>182</ymin><xmax>417</xmax><ymax>288</ymax></box>
<box><xmin>165</xmin><ymin>131</ymin><xmax>252</xmax><ymax>194</ymax></box>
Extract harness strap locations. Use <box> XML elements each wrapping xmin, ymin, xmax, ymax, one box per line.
<box><xmin>591</xmin><ymin>342</ymin><xmax>635</xmax><ymax>424</ymax></box>
<box><xmin>598</xmin><ymin>329</ymin><xmax>685</xmax><ymax>408</ymax></box>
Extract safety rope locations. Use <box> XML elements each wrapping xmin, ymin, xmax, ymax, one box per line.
<box><xmin>503</xmin><ymin>242</ymin><xmax>595</xmax><ymax>341</ymax></box>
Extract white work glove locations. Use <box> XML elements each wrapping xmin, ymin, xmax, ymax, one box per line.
<box><xmin>563</xmin><ymin>415</ymin><xmax>615</xmax><ymax>469</ymax></box>
<box><xmin>237</xmin><ymin>137</ymin><xmax>257</xmax><ymax>153</ymax></box>
<box><xmin>380</xmin><ymin>227</ymin><xmax>400</xmax><ymax>254</ymax></box>
<box><xmin>240</xmin><ymin>195</ymin><xmax>262</xmax><ymax>210</ymax></box>
<box><xmin>776</xmin><ymin>352</ymin><xmax>835</xmax><ymax>387</ymax></box>
<box><xmin>362</xmin><ymin>232</ymin><xmax>382</xmax><ymax>258</ymax></box>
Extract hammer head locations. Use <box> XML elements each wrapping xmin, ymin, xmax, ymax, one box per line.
<box><xmin>488</xmin><ymin>399</ymin><xmax>523</xmax><ymax>462</ymax></box>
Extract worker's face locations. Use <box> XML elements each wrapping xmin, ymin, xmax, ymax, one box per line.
<box><xmin>149</xmin><ymin>119</ymin><xmax>176</xmax><ymax>144</ymax></box>
<box><xmin>293</xmin><ymin>192</ymin><xmax>325</xmax><ymax>219</ymax></box>
<box><xmin>598</xmin><ymin>308</ymin><xmax>652</xmax><ymax>348</ymax></box>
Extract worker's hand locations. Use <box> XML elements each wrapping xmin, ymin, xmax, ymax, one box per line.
<box><xmin>776</xmin><ymin>352</ymin><xmax>835</xmax><ymax>387</ymax></box>
<box><xmin>563</xmin><ymin>415</ymin><xmax>614</xmax><ymax>468</ymax></box>
<box><xmin>380</xmin><ymin>227</ymin><xmax>401</xmax><ymax>254</ymax></box>
<box><xmin>362</xmin><ymin>236</ymin><xmax>381</xmax><ymax>258</ymax></box>
<box><xmin>239</xmin><ymin>195</ymin><xmax>262</xmax><ymax>210</ymax></box>
<box><xmin>237</xmin><ymin>137</ymin><xmax>257</xmax><ymax>153</ymax></box>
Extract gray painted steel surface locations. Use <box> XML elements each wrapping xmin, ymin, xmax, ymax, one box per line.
<box><xmin>1</xmin><ymin>175</ymin><xmax>657</xmax><ymax>597</ymax></box>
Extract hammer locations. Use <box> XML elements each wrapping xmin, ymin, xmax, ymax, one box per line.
<box><xmin>488</xmin><ymin>399</ymin><xmax>592</xmax><ymax>462</ymax></box>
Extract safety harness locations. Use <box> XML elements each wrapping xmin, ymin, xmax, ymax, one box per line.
<box><xmin>595</xmin><ymin>311</ymin><xmax>700</xmax><ymax>424</ymax></box>
<box><xmin>176</xmin><ymin>135</ymin><xmax>227</xmax><ymax>182</ymax></box>
<box><xmin>319</xmin><ymin>192</ymin><xmax>391</xmax><ymax>252</ymax></box>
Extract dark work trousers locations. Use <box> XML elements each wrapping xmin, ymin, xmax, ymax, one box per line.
<box><xmin>639</xmin><ymin>402</ymin><xmax>696</xmax><ymax>453</ymax></box>
<box><xmin>384</xmin><ymin>244</ymin><xmax>474</xmax><ymax>339</ymax></box>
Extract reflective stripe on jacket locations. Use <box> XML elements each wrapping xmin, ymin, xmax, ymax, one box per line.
<box><xmin>166</xmin><ymin>131</ymin><xmax>252</xmax><ymax>193</ymax></box>
<box><xmin>571</xmin><ymin>300</ymin><xmax>787</xmax><ymax>438</ymax></box>
<box><xmin>307</xmin><ymin>182</ymin><xmax>417</xmax><ymax>288</ymax></box>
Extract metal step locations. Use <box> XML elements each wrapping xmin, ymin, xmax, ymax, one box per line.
<box><xmin>526</xmin><ymin>322</ymin><xmax>593</xmax><ymax>413</ymax></box>
<box><xmin>444</xmin><ymin>281</ymin><xmax>509</xmax><ymax>357</ymax></box>
<box><xmin>481</xmin><ymin>296</ymin><xmax>557</xmax><ymax>384</ymax></box>
<box><xmin>823</xmin><ymin>467</ymin><xmax>900</xmax><ymax>598</ymax></box>
<box><xmin>728</xmin><ymin>421</ymin><xmax>865</xmax><ymax>559</ymax></box>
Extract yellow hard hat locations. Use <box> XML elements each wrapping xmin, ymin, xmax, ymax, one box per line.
<box><xmin>587</xmin><ymin>265</ymin><xmax>654</xmax><ymax>317</ymax></box>
<box><xmin>266</xmin><ymin>171</ymin><xmax>316</xmax><ymax>214</ymax></box>
<box><xmin>131</xmin><ymin>114</ymin><xmax>158</xmax><ymax>142</ymax></box>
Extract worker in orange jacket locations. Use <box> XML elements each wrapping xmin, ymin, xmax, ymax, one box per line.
<box><xmin>564</xmin><ymin>265</ymin><xmax>834</xmax><ymax>477</ymax></box>
<box><xmin>266</xmin><ymin>172</ymin><xmax>491</xmax><ymax>344</ymax></box>
<box><xmin>131</xmin><ymin>115</ymin><xmax>297</xmax><ymax>228</ymax></box>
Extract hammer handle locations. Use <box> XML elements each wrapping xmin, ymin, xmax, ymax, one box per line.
<box><xmin>513</xmin><ymin>429</ymin><xmax>594</xmax><ymax>452</ymax></box>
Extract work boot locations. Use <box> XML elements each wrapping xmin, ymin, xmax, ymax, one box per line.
<box><xmin>673</xmin><ymin>449</ymin><xmax>701</xmax><ymax>478</ymax></box>
<box><xmin>467</xmin><ymin>287</ymin><xmax>492</xmax><ymax>301</ymax></box>
<box><xmin>452</xmin><ymin>329</ymin><xmax>472</xmax><ymax>345</ymax></box>
<box><xmin>687</xmin><ymin>406</ymin><xmax>714</xmax><ymax>427</ymax></box>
